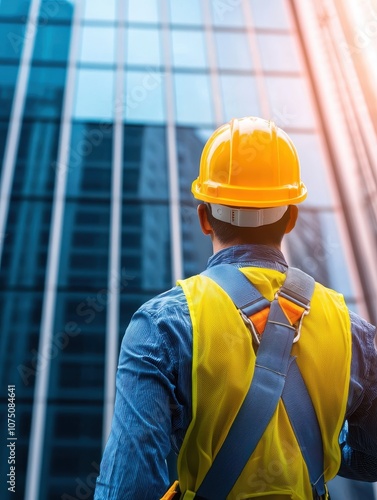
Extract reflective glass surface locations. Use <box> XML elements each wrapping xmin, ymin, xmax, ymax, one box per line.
<box><xmin>177</xmin><ymin>127</ymin><xmax>212</xmax><ymax>277</ymax></box>
<box><xmin>220</xmin><ymin>74</ymin><xmax>260</xmax><ymax>122</ymax></box>
<box><xmin>215</xmin><ymin>31</ymin><xmax>253</xmax><ymax>71</ymax></box>
<box><xmin>58</xmin><ymin>201</ymin><xmax>111</xmax><ymax>288</ymax></box>
<box><xmin>82</xmin><ymin>0</ymin><xmax>117</xmax><ymax>22</ymax></box>
<box><xmin>73</xmin><ymin>68</ymin><xmax>115</xmax><ymax>121</ymax></box>
<box><xmin>168</xmin><ymin>0</ymin><xmax>203</xmax><ymax>26</ymax></box>
<box><xmin>124</xmin><ymin>70</ymin><xmax>165</xmax><ymax>123</ymax></box>
<box><xmin>257</xmin><ymin>33</ymin><xmax>301</xmax><ymax>73</ymax></box>
<box><xmin>0</xmin><ymin>22</ymin><xmax>26</xmax><ymax>61</ymax></box>
<box><xmin>126</xmin><ymin>27</ymin><xmax>162</xmax><ymax>67</ymax></box>
<box><xmin>211</xmin><ymin>1</ymin><xmax>245</xmax><ymax>27</ymax></box>
<box><xmin>0</xmin><ymin>200</ymin><xmax>52</xmax><ymax>288</ymax></box>
<box><xmin>0</xmin><ymin>64</ymin><xmax>20</xmax><ymax>119</ymax></box>
<box><xmin>25</xmin><ymin>65</ymin><xmax>67</xmax><ymax>118</ymax></box>
<box><xmin>66</xmin><ymin>122</ymin><xmax>113</xmax><ymax>199</ymax></box>
<box><xmin>265</xmin><ymin>76</ymin><xmax>316</xmax><ymax>129</ymax></box>
<box><xmin>0</xmin><ymin>0</ymin><xmax>31</xmax><ymax>19</ymax></box>
<box><xmin>79</xmin><ymin>25</ymin><xmax>116</xmax><ymax>65</ymax></box>
<box><xmin>39</xmin><ymin>0</ymin><xmax>74</xmax><ymax>21</ymax></box>
<box><xmin>33</xmin><ymin>23</ymin><xmax>72</xmax><ymax>63</ymax></box>
<box><xmin>0</xmin><ymin>121</ymin><xmax>8</xmax><ymax>168</ymax></box>
<box><xmin>171</xmin><ymin>29</ymin><xmax>207</xmax><ymax>69</ymax></box>
<box><xmin>250</xmin><ymin>0</ymin><xmax>292</xmax><ymax>29</ymax></box>
<box><xmin>128</xmin><ymin>0</ymin><xmax>160</xmax><ymax>24</ymax></box>
<box><xmin>174</xmin><ymin>73</ymin><xmax>213</xmax><ymax>125</ymax></box>
<box><xmin>123</xmin><ymin>125</ymin><xmax>168</xmax><ymax>201</ymax></box>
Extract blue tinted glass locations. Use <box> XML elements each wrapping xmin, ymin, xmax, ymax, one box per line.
<box><xmin>123</xmin><ymin>125</ymin><xmax>168</xmax><ymax>200</ymax></box>
<box><xmin>82</xmin><ymin>0</ymin><xmax>116</xmax><ymax>21</ymax></box>
<box><xmin>257</xmin><ymin>34</ymin><xmax>301</xmax><ymax>72</ymax></box>
<box><xmin>220</xmin><ymin>74</ymin><xmax>260</xmax><ymax>122</ymax></box>
<box><xmin>128</xmin><ymin>0</ymin><xmax>160</xmax><ymax>24</ymax></box>
<box><xmin>122</xmin><ymin>202</ymin><xmax>172</xmax><ymax>290</ymax></box>
<box><xmin>0</xmin><ymin>292</ymin><xmax>43</xmax><ymax>396</ymax></box>
<box><xmin>171</xmin><ymin>29</ymin><xmax>207</xmax><ymax>69</ymax></box>
<box><xmin>124</xmin><ymin>70</ymin><xmax>165</xmax><ymax>123</ymax></box>
<box><xmin>289</xmin><ymin>134</ymin><xmax>333</xmax><ymax>208</ymax></box>
<box><xmin>265</xmin><ymin>76</ymin><xmax>316</xmax><ymax>129</ymax></box>
<box><xmin>0</xmin><ymin>64</ymin><xmax>19</xmax><ymax>119</ymax></box>
<box><xmin>79</xmin><ymin>25</ymin><xmax>116</xmax><ymax>65</ymax></box>
<box><xmin>73</xmin><ymin>68</ymin><xmax>115</xmax><ymax>121</ymax></box>
<box><xmin>250</xmin><ymin>0</ymin><xmax>292</xmax><ymax>29</ymax></box>
<box><xmin>25</xmin><ymin>65</ymin><xmax>67</xmax><ymax>118</ymax></box>
<box><xmin>58</xmin><ymin>201</ymin><xmax>111</xmax><ymax>288</ymax></box>
<box><xmin>33</xmin><ymin>23</ymin><xmax>72</xmax><ymax>62</ymax></box>
<box><xmin>0</xmin><ymin>22</ymin><xmax>26</xmax><ymax>60</ymax></box>
<box><xmin>0</xmin><ymin>0</ymin><xmax>30</xmax><ymax>19</ymax></box>
<box><xmin>177</xmin><ymin>127</ymin><xmax>213</xmax><ymax>277</ymax></box>
<box><xmin>66</xmin><ymin>122</ymin><xmax>113</xmax><ymax>198</ymax></box>
<box><xmin>0</xmin><ymin>200</ymin><xmax>52</xmax><ymax>288</ymax></box>
<box><xmin>169</xmin><ymin>0</ymin><xmax>203</xmax><ymax>26</ymax></box>
<box><xmin>215</xmin><ymin>31</ymin><xmax>253</xmax><ymax>71</ymax></box>
<box><xmin>211</xmin><ymin>0</ymin><xmax>245</xmax><ymax>27</ymax></box>
<box><xmin>12</xmin><ymin>120</ymin><xmax>59</xmax><ymax>196</ymax></box>
<box><xmin>39</xmin><ymin>0</ymin><xmax>74</xmax><ymax>21</ymax></box>
<box><xmin>126</xmin><ymin>27</ymin><xmax>162</xmax><ymax>67</ymax></box>
<box><xmin>174</xmin><ymin>73</ymin><xmax>213</xmax><ymax>125</ymax></box>
<box><xmin>0</xmin><ymin>121</ymin><xmax>8</xmax><ymax>168</ymax></box>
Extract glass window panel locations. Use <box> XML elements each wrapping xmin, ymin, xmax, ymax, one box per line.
<box><xmin>39</xmin><ymin>0</ymin><xmax>74</xmax><ymax>21</ymax></box>
<box><xmin>220</xmin><ymin>74</ymin><xmax>260</xmax><ymax>122</ymax></box>
<box><xmin>128</xmin><ymin>0</ymin><xmax>160</xmax><ymax>24</ymax></box>
<box><xmin>33</xmin><ymin>23</ymin><xmax>72</xmax><ymax>62</ymax></box>
<box><xmin>265</xmin><ymin>76</ymin><xmax>316</xmax><ymax>129</ymax></box>
<box><xmin>82</xmin><ymin>0</ymin><xmax>117</xmax><ymax>22</ymax></box>
<box><xmin>286</xmin><ymin>209</ymin><xmax>354</xmax><ymax>298</ymax></box>
<box><xmin>215</xmin><ymin>31</ymin><xmax>253</xmax><ymax>71</ymax></box>
<box><xmin>0</xmin><ymin>121</ymin><xmax>8</xmax><ymax>168</ymax></box>
<box><xmin>79</xmin><ymin>26</ymin><xmax>116</xmax><ymax>65</ymax></box>
<box><xmin>171</xmin><ymin>29</ymin><xmax>207</xmax><ymax>69</ymax></box>
<box><xmin>122</xmin><ymin>202</ymin><xmax>172</xmax><ymax>290</ymax></box>
<box><xmin>169</xmin><ymin>0</ymin><xmax>203</xmax><ymax>26</ymax></box>
<box><xmin>0</xmin><ymin>64</ymin><xmax>19</xmax><ymax>119</ymax></box>
<box><xmin>123</xmin><ymin>125</ymin><xmax>168</xmax><ymax>201</ymax></box>
<box><xmin>126</xmin><ymin>27</ymin><xmax>162</xmax><ymax>67</ymax></box>
<box><xmin>0</xmin><ymin>200</ymin><xmax>52</xmax><ymax>288</ymax></box>
<box><xmin>257</xmin><ymin>33</ymin><xmax>301</xmax><ymax>73</ymax></box>
<box><xmin>0</xmin><ymin>22</ymin><xmax>26</xmax><ymax>60</ymax></box>
<box><xmin>66</xmin><ymin>122</ymin><xmax>113</xmax><ymax>198</ymax></box>
<box><xmin>0</xmin><ymin>0</ymin><xmax>30</xmax><ymax>19</ymax></box>
<box><xmin>250</xmin><ymin>0</ymin><xmax>292</xmax><ymax>29</ymax></box>
<box><xmin>0</xmin><ymin>292</ymin><xmax>43</xmax><ymax>395</ymax></box>
<box><xmin>289</xmin><ymin>134</ymin><xmax>333</xmax><ymax>208</ymax></box>
<box><xmin>124</xmin><ymin>70</ymin><xmax>165</xmax><ymax>123</ymax></box>
<box><xmin>25</xmin><ymin>65</ymin><xmax>67</xmax><ymax>118</ymax></box>
<box><xmin>12</xmin><ymin>120</ymin><xmax>59</xmax><ymax>196</ymax></box>
<box><xmin>211</xmin><ymin>0</ymin><xmax>245</xmax><ymax>27</ymax></box>
<box><xmin>174</xmin><ymin>73</ymin><xmax>213</xmax><ymax>125</ymax></box>
<box><xmin>73</xmin><ymin>68</ymin><xmax>115</xmax><ymax>121</ymax></box>
<box><xmin>58</xmin><ymin>201</ymin><xmax>111</xmax><ymax>288</ymax></box>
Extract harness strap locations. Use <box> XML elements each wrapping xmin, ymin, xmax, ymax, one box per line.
<box><xmin>193</xmin><ymin>264</ymin><xmax>324</xmax><ymax>499</ymax></box>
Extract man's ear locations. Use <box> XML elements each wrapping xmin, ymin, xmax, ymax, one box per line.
<box><xmin>284</xmin><ymin>205</ymin><xmax>298</xmax><ymax>234</ymax></box>
<box><xmin>197</xmin><ymin>204</ymin><xmax>213</xmax><ymax>236</ymax></box>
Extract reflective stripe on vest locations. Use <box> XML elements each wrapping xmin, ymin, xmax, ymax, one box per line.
<box><xmin>177</xmin><ymin>267</ymin><xmax>351</xmax><ymax>500</ymax></box>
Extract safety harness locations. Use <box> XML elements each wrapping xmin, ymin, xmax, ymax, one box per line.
<box><xmin>162</xmin><ymin>265</ymin><xmax>330</xmax><ymax>500</ymax></box>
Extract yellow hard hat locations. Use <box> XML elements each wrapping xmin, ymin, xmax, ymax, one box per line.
<box><xmin>192</xmin><ymin>116</ymin><xmax>307</xmax><ymax>209</ymax></box>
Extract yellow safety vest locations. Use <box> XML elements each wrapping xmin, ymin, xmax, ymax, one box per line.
<box><xmin>177</xmin><ymin>267</ymin><xmax>351</xmax><ymax>500</ymax></box>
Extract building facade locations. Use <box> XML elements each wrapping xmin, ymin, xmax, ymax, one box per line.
<box><xmin>0</xmin><ymin>0</ymin><xmax>376</xmax><ymax>498</ymax></box>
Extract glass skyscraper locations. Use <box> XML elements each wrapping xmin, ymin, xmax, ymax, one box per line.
<box><xmin>0</xmin><ymin>0</ymin><xmax>376</xmax><ymax>498</ymax></box>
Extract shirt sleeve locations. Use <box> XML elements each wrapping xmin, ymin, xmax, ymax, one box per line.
<box><xmin>94</xmin><ymin>294</ymin><xmax>185</xmax><ymax>499</ymax></box>
<box><xmin>338</xmin><ymin>311</ymin><xmax>377</xmax><ymax>481</ymax></box>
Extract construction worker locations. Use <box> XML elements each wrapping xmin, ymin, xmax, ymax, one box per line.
<box><xmin>94</xmin><ymin>117</ymin><xmax>377</xmax><ymax>499</ymax></box>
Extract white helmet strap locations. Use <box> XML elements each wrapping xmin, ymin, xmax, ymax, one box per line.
<box><xmin>208</xmin><ymin>203</ymin><xmax>289</xmax><ymax>228</ymax></box>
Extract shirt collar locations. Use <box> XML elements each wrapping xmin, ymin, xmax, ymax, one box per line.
<box><xmin>206</xmin><ymin>244</ymin><xmax>288</xmax><ymax>272</ymax></box>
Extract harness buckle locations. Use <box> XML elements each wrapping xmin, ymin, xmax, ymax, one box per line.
<box><xmin>239</xmin><ymin>309</ymin><xmax>261</xmax><ymax>345</ymax></box>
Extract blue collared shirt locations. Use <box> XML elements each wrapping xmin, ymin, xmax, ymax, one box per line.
<box><xmin>95</xmin><ymin>245</ymin><xmax>377</xmax><ymax>499</ymax></box>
